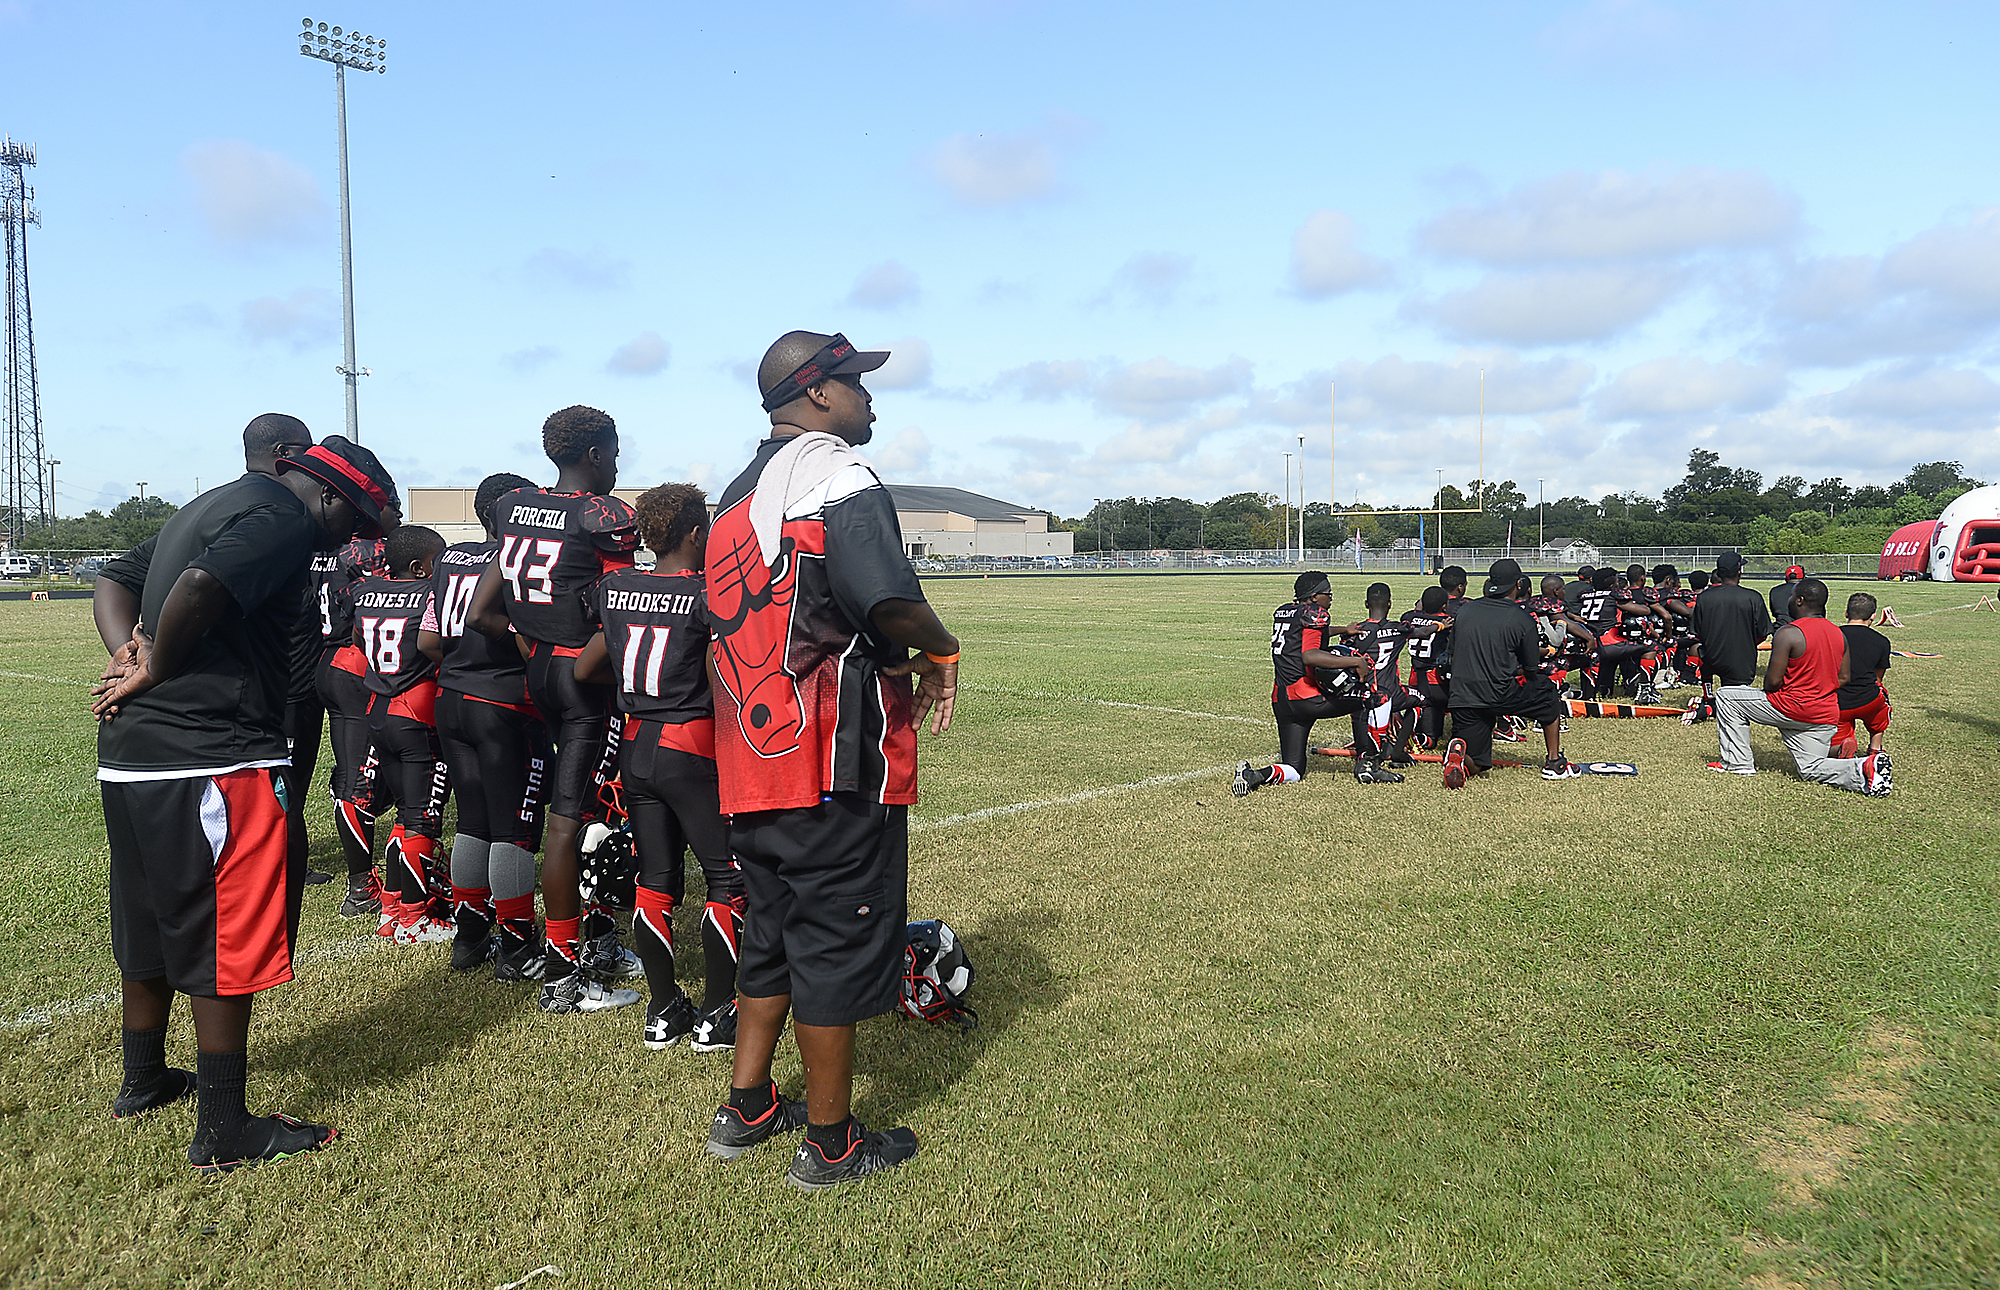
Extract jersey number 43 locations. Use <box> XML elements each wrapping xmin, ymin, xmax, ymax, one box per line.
<box><xmin>499</xmin><ymin>535</ymin><xmax>561</xmax><ymax>605</ymax></box>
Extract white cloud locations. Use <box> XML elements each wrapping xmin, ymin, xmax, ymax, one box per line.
<box><xmin>1101</xmin><ymin>253</ymin><xmax>1194</xmax><ymax>306</ymax></box>
<box><xmin>847</xmin><ymin>261</ymin><xmax>921</xmax><ymax>308</ymax></box>
<box><xmin>869</xmin><ymin>338</ymin><xmax>933</xmax><ymax>390</ymax></box>
<box><xmin>607</xmin><ymin>332</ymin><xmax>670</xmax><ymax>376</ymax></box>
<box><xmin>1291</xmin><ymin>210</ymin><xmax>1391</xmax><ymax>297</ymax></box>
<box><xmin>1419</xmin><ymin>266</ymin><xmax>1684</xmax><ymax>344</ymax></box>
<box><xmin>1539</xmin><ymin>0</ymin><xmax>1841</xmax><ymax>74</ymax></box>
<box><xmin>930</xmin><ymin>127</ymin><xmax>1063</xmax><ymax>207</ymax></box>
<box><xmin>1421</xmin><ymin>168</ymin><xmax>1797</xmax><ymax>264</ymax></box>
<box><xmin>870</xmin><ymin>427</ymin><xmax>933</xmax><ymax>476</ymax></box>
<box><xmin>183</xmin><ymin>140</ymin><xmax>330</xmax><ymax>247</ymax></box>
<box><xmin>1771</xmin><ymin>209</ymin><xmax>2000</xmax><ymax>363</ymax></box>
<box><xmin>1594</xmin><ymin>356</ymin><xmax>1788</xmax><ymax>419</ymax></box>
<box><xmin>1093</xmin><ymin>358</ymin><xmax>1254</xmax><ymax>422</ymax></box>
<box><xmin>995</xmin><ymin>360</ymin><xmax>1093</xmax><ymax>400</ymax></box>
<box><xmin>1813</xmin><ymin>364</ymin><xmax>2000</xmax><ymax>428</ymax></box>
<box><xmin>526</xmin><ymin>247</ymin><xmax>631</xmax><ymax>291</ymax></box>
<box><xmin>502</xmin><ymin>345</ymin><xmax>559</xmax><ymax>373</ymax></box>
<box><xmin>240</xmin><ymin>289</ymin><xmax>336</xmax><ymax>347</ymax></box>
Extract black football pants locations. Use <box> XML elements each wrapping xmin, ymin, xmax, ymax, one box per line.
<box><xmin>1272</xmin><ymin>693</ymin><xmax>1370</xmax><ymax>775</ymax></box>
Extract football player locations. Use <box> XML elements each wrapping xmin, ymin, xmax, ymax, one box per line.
<box><xmin>1233</xmin><ymin>572</ymin><xmax>1373</xmax><ymax>795</ymax></box>
<box><xmin>1400</xmin><ymin>586</ymin><xmax>1453</xmax><ymax>750</ymax></box>
<box><xmin>1336</xmin><ymin>581</ymin><xmax>1436</xmax><ymax>781</ymax></box>
<box><xmin>318</xmin><ymin>510</ymin><xmax>398</xmax><ymax>918</ymax></box>
<box><xmin>577</xmin><ymin>483</ymin><xmax>746</xmax><ymax>1052</ymax></box>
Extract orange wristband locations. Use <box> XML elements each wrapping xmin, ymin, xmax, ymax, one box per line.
<box><xmin>924</xmin><ymin>651</ymin><xmax>960</xmax><ymax>665</ymax></box>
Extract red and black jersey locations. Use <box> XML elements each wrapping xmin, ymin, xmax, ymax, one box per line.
<box><xmin>1527</xmin><ymin>594</ymin><xmax>1566</xmax><ymax>621</ymax></box>
<box><xmin>352</xmin><ymin>576</ymin><xmax>438</xmax><ymax>700</ymax></box>
<box><xmin>1575</xmin><ymin>586</ymin><xmax>1619</xmax><ymax>637</ymax></box>
<box><xmin>426</xmin><ymin>540</ymin><xmax>530</xmax><ymax>707</ymax></box>
<box><xmin>1402</xmin><ymin>608</ymin><xmax>1452</xmax><ymax>678</ymax></box>
<box><xmin>1616</xmin><ymin>587</ymin><xmax>1661</xmax><ymax>642</ymax></box>
<box><xmin>707</xmin><ymin>436</ymin><xmax>927</xmax><ymax>814</ymax></box>
<box><xmin>593</xmin><ymin>568</ymin><xmax>713</xmax><ymax>727</ymax></box>
<box><xmin>492</xmin><ymin>487</ymin><xmax>638</xmax><ymax>647</ymax></box>
<box><xmin>1271</xmin><ymin>599</ymin><xmax>1335</xmax><ymax>701</ymax></box>
<box><xmin>315</xmin><ymin>535</ymin><xmax>385</xmax><ymax>649</ymax></box>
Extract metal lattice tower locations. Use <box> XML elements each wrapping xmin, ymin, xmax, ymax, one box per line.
<box><xmin>1</xmin><ymin>137</ymin><xmax>43</xmax><ymax>549</ymax></box>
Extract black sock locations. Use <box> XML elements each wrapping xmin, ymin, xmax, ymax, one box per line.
<box><xmin>194</xmin><ymin>1050</ymin><xmax>251</xmax><ymax>1145</ymax></box>
<box><xmin>700</xmin><ymin>921</ymin><xmax>738</xmax><ymax>1012</ymax></box>
<box><xmin>806</xmin><ymin>1116</ymin><xmax>855</xmax><ymax>1154</ymax></box>
<box><xmin>120</xmin><ymin>1025</ymin><xmax>168</xmax><ymax>1093</ymax></box>
<box><xmin>581</xmin><ymin>907</ymin><xmax>616</xmax><ymax>942</ymax></box>
<box><xmin>728</xmin><ymin>1081</ymin><xmax>776</xmax><ymax>1120</ymax></box>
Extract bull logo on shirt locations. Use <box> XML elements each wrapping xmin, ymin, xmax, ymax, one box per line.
<box><xmin>705</xmin><ymin>507</ymin><xmax>804</xmax><ymax>759</ymax></box>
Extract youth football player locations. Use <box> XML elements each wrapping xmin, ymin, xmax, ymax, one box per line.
<box><xmin>577</xmin><ymin>483</ymin><xmax>745</xmax><ymax>1051</ymax></box>
<box><xmin>1400</xmin><ymin>586</ymin><xmax>1453</xmax><ymax>749</ymax></box>
<box><xmin>353</xmin><ymin>525</ymin><xmax>454</xmax><ymax>945</ymax></box>
<box><xmin>1233</xmin><ymin>571</ymin><xmax>1373</xmax><ymax>794</ymax></box>
<box><xmin>467</xmin><ymin>405</ymin><xmax>643</xmax><ymax>1014</ymax></box>
<box><xmin>1834</xmin><ymin>592</ymin><xmax>1893</xmax><ymax>759</ymax></box>
<box><xmin>415</xmin><ymin>472</ymin><xmax>551</xmax><ymax>977</ymax></box>
<box><xmin>1337</xmin><ymin>581</ymin><xmax>1436</xmax><ymax>781</ymax></box>
<box><xmin>318</xmin><ymin>520</ymin><xmax>397</xmax><ymax>918</ymax></box>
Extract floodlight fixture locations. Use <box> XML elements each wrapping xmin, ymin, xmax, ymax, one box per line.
<box><xmin>295</xmin><ymin>17</ymin><xmax>388</xmax><ymax>441</ymax></box>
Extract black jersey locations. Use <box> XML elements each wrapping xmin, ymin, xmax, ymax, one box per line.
<box><xmin>1402</xmin><ymin>608</ymin><xmax>1452</xmax><ymax>676</ymax></box>
<box><xmin>317</xmin><ymin>536</ymin><xmax>386</xmax><ymax>648</ymax></box>
<box><xmin>1349</xmin><ymin>618</ymin><xmax>1414</xmax><ymax>691</ymax></box>
<box><xmin>492</xmin><ymin>487</ymin><xmax>639</xmax><ymax>648</ymax></box>
<box><xmin>425</xmin><ymin>540</ymin><xmax>529</xmax><ymax>706</ymax></box>
<box><xmin>1576</xmin><ymin>586</ymin><xmax>1619</xmax><ymax>636</ymax></box>
<box><xmin>1616</xmin><ymin>587</ymin><xmax>1659</xmax><ymax>641</ymax></box>
<box><xmin>96</xmin><ymin>474</ymin><xmax>318</xmax><ymax>775</ymax></box>
<box><xmin>1272</xmin><ymin>600</ymin><xmax>1350</xmax><ymax>701</ymax></box>
<box><xmin>352</xmin><ymin>576</ymin><xmax>439</xmax><ymax>698</ymax></box>
<box><xmin>593</xmin><ymin>567</ymin><xmax>713</xmax><ymax>725</ymax></box>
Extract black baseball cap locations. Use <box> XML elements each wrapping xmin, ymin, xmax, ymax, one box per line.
<box><xmin>758</xmin><ymin>333</ymin><xmax>890</xmax><ymax>412</ymax></box>
<box><xmin>1486</xmin><ymin>557</ymin><xmax>1522</xmax><ymax>591</ymax></box>
<box><xmin>1715</xmin><ymin>550</ymin><xmax>1745</xmax><ymax>573</ymax></box>
<box><xmin>277</xmin><ymin>434</ymin><xmax>398</xmax><ymax>538</ymax></box>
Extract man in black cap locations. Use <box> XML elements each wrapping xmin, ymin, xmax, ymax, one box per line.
<box><xmin>90</xmin><ymin>432</ymin><xmax>393</xmax><ymax>1173</ymax></box>
<box><xmin>703</xmin><ymin>331</ymin><xmax>962</xmax><ymax>1191</ymax></box>
<box><xmin>1691</xmin><ymin>551</ymin><xmax>1771</xmax><ymax>744</ymax></box>
<box><xmin>1440</xmin><ymin>558</ymin><xmax>1578</xmax><ymax>786</ymax></box>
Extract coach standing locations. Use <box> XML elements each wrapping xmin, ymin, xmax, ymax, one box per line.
<box><xmin>703</xmin><ymin>331</ymin><xmax>959</xmax><ymax>1191</ymax></box>
<box><xmin>91</xmin><ymin>435</ymin><xmax>395</xmax><ymax>1172</ymax></box>
<box><xmin>1441</xmin><ymin>558</ymin><xmax>1579</xmax><ymax>785</ymax></box>
<box><xmin>1692</xmin><ymin>550</ymin><xmax>1771</xmax><ymax>727</ymax></box>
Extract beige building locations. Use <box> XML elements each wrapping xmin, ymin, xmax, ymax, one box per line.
<box><xmin>405</xmin><ymin>484</ymin><xmax>1072</xmax><ymax>560</ymax></box>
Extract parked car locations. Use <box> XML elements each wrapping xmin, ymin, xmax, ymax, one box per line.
<box><xmin>0</xmin><ymin>553</ymin><xmax>41</xmax><ymax>579</ymax></box>
<box><xmin>75</xmin><ymin>555</ymin><xmax>111</xmax><ymax>581</ymax></box>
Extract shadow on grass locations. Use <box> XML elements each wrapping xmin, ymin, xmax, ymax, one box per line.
<box><xmin>256</xmin><ymin>962</ymin><xmax>517</xmax><ymax>1106</ymax></box>
<box><xmin>853</xmin><ymin>906</ymin><xmax>1068</xmax><ymax>1125</ymax></box>
<box><xmin>1913</xmin><ymin>703</ymin><xmax>2000</xmax><ymax>741</ymax></box>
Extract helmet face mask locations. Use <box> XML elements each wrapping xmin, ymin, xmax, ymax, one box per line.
<box><xmin>900</xmin><ymin>920</ymin><xmax>977</xmax><ymax>1031</ymax></box>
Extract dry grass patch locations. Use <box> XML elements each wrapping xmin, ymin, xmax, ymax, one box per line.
<box><xmin>1757</xmin><ymin>1021</ymin><xmax>1925</xmax><ymax>1209</ymax></box>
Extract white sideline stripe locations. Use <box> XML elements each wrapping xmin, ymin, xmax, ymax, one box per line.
<box><xmin>979</xmin><ymin>638</ymin><xmax>1263</xmax><ymax>663</ymax></box>
<box><xmin>1900</xmin><ymin>600</ymin><xmax>1981</xmax><ymax>619</ymax></box>
<box><xmin>912</xmin><ymin>762</ymin><xmax>1239</xmax><ymax>834</ymax></box>
<box><xmin>963</xmin><ymin>682</ymin><xmax>1265</xmax><ymax>726</ymax></box>
<box><xmin>0</xmin><ymin>670</ymin><xmax>88</xmax><ymax>685</ymax></box>
<box><xmin>2</xmin><ymin>933</ymin><xmax>386</xmax><ymax>1031</ymax></box>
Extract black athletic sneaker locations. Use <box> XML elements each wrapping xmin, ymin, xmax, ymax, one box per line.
<box><xmin>303</xmin><ymin>868</ymin><xmax>334</xmax><ymax>886</ymax></box>
<box><xmin>337</xmin><ymin>873</ymin><xmax>382</xmax><ymax>920</ymax></box>
<box><xmin>1635</xmin><ymin>685</ymin><xmax>1662</xmax><ymax>706</ymax></box>
<box><xmin>451</xmin><ymin>909</ymin><xmax>497</xmax><ymax>973</ymax></box>
<box><xmin>787</xmin><ymin>1121</ymin><xmax>921</xmax><ymax>1192</ymax></box>
<box><xmin>580</xmin><ymin>932</ymin><xmax>644</xmax><ymax>984</ymax></box>
<box><xmin>643</xmin><ymin>991</ymin><xmax>700</xmax><ymax>1050</ymax></box>
<box><xmin>1541</xmin><ymin>757</ymin><xmax>1582</xmax><ymax>780</ymax></box>
<box><xmin>493</xmin><ymin>932</ymin><xmax>546</xmax><ymax>982</ymax></box>
<box><xmin>1231</xmin><ymin>760</ymin><xmax>1258</xmax><ymax>797</ymax></box>
<box><xmin>188</xmin><ymin>1114</ymin><xmax>337</xmax><ymax>1174</ymax></box>
<box><xmin>1355</xmin><ymin>759</ymin><xmax>1404</xmax><ymax>784</ymax></box>
<box><xmin>689</xmin><ymin>1000</ymin><xmax>738</xmax><ymax>1053</ymax></box>
<box><xmin>706</xmin><ymin>1089</ymin><xmax>809</xmax><ymax>1160</ymax></box>
<box><xmin>111</xmin><ymin>1068</ymin><xmax>195</xmax><ymax>1119</ymax></box>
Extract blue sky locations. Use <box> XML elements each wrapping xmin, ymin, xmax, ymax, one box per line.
<box><xmin>5</xmin><ymin>0</ymin><xmax>2000</xmax><ymax>519</ymax></box>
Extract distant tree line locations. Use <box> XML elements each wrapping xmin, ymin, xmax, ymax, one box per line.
<box><xmin>6</xmin><ymin>494</ymin><xmax>180</xmax><ymax>552</ymax></box>
<box><xmin>1057</xmin><ymin>454</ymin><xmax>1985</xmax><ymax>554</ymax></box>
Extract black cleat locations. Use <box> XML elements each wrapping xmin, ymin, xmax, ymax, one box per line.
<box><xmin>111</xmin><ymin>1068</ymin><xmax>195</xmax><ymax>1119</ymax></box>
<box><xmin>337</xmin><ymin>873</ymin><xmax>382</xmax><ymax>920</ymax></box>
<box><xmin>1355</xmin><ymin>759</ymin><xmax>1404</xmax><ymax>784</ymax></box>
<box><xmin>188</xmin><ymin>1113</ymin><xmax>337</xmax><ymax>1174</ymax></box>
<box><xmin>689</xmin><ymin>999</ymin><xmax>738</xmax><ymax>1053</ymax></box>
<box><xmin>1231</xmin><ymin>760</ymin><xmax>1258</xmax><ymax>797</ymax></box>
<box><xmin>787</xmin><ymin>1120</ymin><xmax>921</xmax><ymax>1192</ymax></box>
<box><xmin>580</xmin><ymin>931</ymin><xmax>644</xmax><ymax>984</ymax></box>
<box><xmin>705</xmin><ymin>1088</ymin><xmax>809</xmax><ymax>1160</ymax></box>
<box><xmin>303</xmin><ymin>868</ymin><xmax>334</xmax><ymax>886</ymax></box>
<box><xmin>493</xmin><ymin>931</ymin><xmax>547</xmax><ymax>982</ymax></box>
<box><xmin>643</xmin><ymin>991</ymin><xmax>700</xmax><ymax>1050</ymax></box>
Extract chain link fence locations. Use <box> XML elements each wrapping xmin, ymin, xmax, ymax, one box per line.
<box><xmin>0</xmin><ymin>549</ymin><xmax>124</xmax><ymax>583</ymax></box>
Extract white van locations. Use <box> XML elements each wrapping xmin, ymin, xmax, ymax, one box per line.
<box><xmin>0</xmin><ymin>553</ymin><xmax>40</xmax><ymax>579</ymax></box>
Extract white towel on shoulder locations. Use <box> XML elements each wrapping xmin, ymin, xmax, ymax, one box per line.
<box><xmin>748</xmin><ymin>431</ymin><xmax>878</xmax><ymax>566</ymax></box>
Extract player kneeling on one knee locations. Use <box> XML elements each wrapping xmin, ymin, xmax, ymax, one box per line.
<box><xmin>1233</xmin><ymin>571</ymin><xmax>1377</xmax><ymax>795</ymax></box>
<box><xmin>1441</xmin><ymin>559</ymin><xmax>1578</xmax><ymax>787</ymax></box>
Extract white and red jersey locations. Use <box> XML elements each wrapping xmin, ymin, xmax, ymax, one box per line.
<box><xmin>705</xmin><ymin>437</ymin><xmax>926</xmax><ymax>814</ymax></box>
<box><xmin>491</xmin><ymin>487</ymin><xmax>638</xmax><ymax>647</ymax></box>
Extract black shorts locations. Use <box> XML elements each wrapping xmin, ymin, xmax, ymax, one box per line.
<box><xmin>732</xmin><ymin>793</ymin><xmax>907</xmax><ymax>1027</ymax></box>
<box><xmin>368</xmin><ymin>697</ymin><xmax>450</xmax><ymax>838</ymax></box>
<box><xmin>622</xmin><ymin>737</ymin><xmax>739</xmax><ymax>904</ymax></box>
<box><xmin>317</xmin><ymin>654</ymin><xmax>386</xmax><ymax>811</ymax></box>
<box><xmin>436</xmin><ymin>689</ymin><xmax>548</xmax><ymax>847</ymax></box>
<box><xmin>525</xmin><ymin>642</ymin><xmax>614</xmax><ymax>823</ymax></box>
<box><xmin>104</xmin><ymin>767</ymin><xmax>300</xmax><ymax>996</ymax></box>
<box><xmin>1449</xmin><ymin>676</ymin><xmax>1565</xmax><ymax>770</ymax></box>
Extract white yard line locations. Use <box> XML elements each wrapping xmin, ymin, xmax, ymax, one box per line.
<box><xmin>962</xmin><ymin>682</ymin><xmax>1266</xmax><ymax>726</ymax></box>
<box><xmin>912</xmin><ymin>762</ymin><xmax>1239</xmax><ymax>834</ymax></box>
<box><xmin>1898</xmin><ymin>600</ymin><xmax>1982</xmax><ymax>619</ymax></box>
<box><xmin>0</xmin><ymin>670</ymin><xmax>89</xmax><ymax>685</ymax></box>
<box><xmin>977</xmin><ymin>638</ymin><xmax>1264</xmax><ymax>663</ymax></box>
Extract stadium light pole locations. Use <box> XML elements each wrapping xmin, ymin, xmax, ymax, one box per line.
<box><xmin>1435</xmin><ymin>468</ymin><xmax>1444</xmax><ymax>572</ymax></box>
<box><xmin>297</xmin><ymin>17</ymin><xmax>387</xmax><ymax>443</ymax></box>
<box><xmin>1538</xmin><ymin>478</ymin><xmax>1545</xmax><ymax>555</ymax></box>
<box><xmin>135</xmin><ymin>482</ymin><xmax>147</xmax><ymax>525</ymax></box>
<box><xmin>1281</xmin><ymin>452</ymin><xmax>1292</xmax><ymax>559</ymax></box>
<box><xmin>44</xmin><ymin>458</ymin><xmax>57</xmax><ymax>528</ymax></box>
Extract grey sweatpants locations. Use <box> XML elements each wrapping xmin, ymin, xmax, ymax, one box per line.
<box><xmin>1713</xmin><ymin>685</ymin><xmax>1869</xmax><ymax>792</ymax></box>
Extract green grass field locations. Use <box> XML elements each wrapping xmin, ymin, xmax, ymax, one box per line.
<box><xmin>3</xmin><ymin>575</ymin><xmax>1997</xmax><ymax>1289</ymax></box>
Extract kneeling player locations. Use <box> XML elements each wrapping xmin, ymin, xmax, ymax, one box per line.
<box><xmin>578</xmin><ymin>483</ymin><xmax>745</xmax><ymax>1051</ymax></box>
<box><xmin>1233</xmin><ymin>571</ymin><xmax>1373</xmax><ymax>795</ymax></box>
<box><xmin>1835</xmin><ymin>592</ymin><xmax>1893</xmax><ymax>759</ymax></box>
<box><xmin>354</xmin><ymin>526</ymin><xmax>453</xmax><ymax>944</ymax></box>
<box><xmin>1340</xmin><ymin>581</ymin><xmax>1436</xmax><ymax>782</ymax></box>
<box><xmin>1401</xmin><ymin>586</ymin><xmax>1453</xmax><ymax>750</ymax></box>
